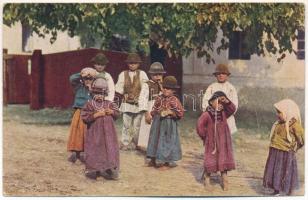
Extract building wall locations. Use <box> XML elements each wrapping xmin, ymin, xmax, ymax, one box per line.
<box><xmin>182</xmin><ymin>30</ymin><xmax>305</xmax><ymax>130</ymax></box>
<box><xmin>2</xmin><ymin>23</ymin><xmax>23</xmax><ymax>54</ymax></box>
<box><xmin>182</xmin><ymin>30</ymin><xmax>304</xmax><ymax>91</ymax></box>
<box><xmin>2</xmin><ymin>22</ymin><xmax>81</xmax><ymax>54</ymax></box>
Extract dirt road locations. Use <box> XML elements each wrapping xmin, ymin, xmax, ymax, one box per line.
<box><xmin>2</xmin><ymin>119</ymin><xmax>305</xmax><ymax>196</ymax></box>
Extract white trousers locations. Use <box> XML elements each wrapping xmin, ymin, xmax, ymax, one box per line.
<box><xmin>121</xmin><ymin>112</ymin><xmax>143</xmax><ymax>145</ymax></box>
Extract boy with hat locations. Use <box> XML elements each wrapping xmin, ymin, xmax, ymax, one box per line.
<box><xmin>197</xmin><ymin>91</ymin><xmax>236</xmax><ymax>190</ymax></box>
<box><xmin>90</xmin><ymin>53</ymin><xmax>115</xmax><ymax>102</ymax></box>
<box><xmin>146</xmin><ymin>76</ymin><xmax>184</xmax><ymax>168</ymax></box>
<box><xmin>137</xmin><ymin>62</ymin><xmax>166</xmax><ymax>151</ymax></box>
<box><xmin>81</xmin><ymin>77</ymin><xmax>120</xmax><ymax>180</ymax></box>
<box><xmin>67</xmin><ymin>67</ymin><xmax>98</xmax><ymax>163</ymax></box>
<box><xmin>115</xmin><ymin>53</ymin><xmax>149</xmax><ymax>150</ymax></box>
<box><xmin>201</xmin><ymin>64</ymin><xmax>238</xmax><ymax>134</ymax></box>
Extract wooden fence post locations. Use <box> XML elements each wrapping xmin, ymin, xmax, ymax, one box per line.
<box><xmin>30</xmin><ymin>49</ymin><xmax>44</xmax><ymax>110</ymax></box>
<box><xmin>3</xmin><ymin>49</ymin><xmax>9</xmax><ymax>106</ymax></box>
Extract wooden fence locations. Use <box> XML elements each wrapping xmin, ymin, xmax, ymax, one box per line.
<box><xmin>3</xmin><ymin>48</ymin><xmax>182</xmax><ymax>109</ymax></box>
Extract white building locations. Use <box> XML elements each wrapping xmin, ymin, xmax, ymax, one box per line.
<box><xmin>3</xmin><ymin>21</ymin><xmax>81</xmax><ymax>54</ymax></box>
<box><xmin>182</xmin><ymin>29</ymin><xmax>305</xmax><ymax>127</ymax></box>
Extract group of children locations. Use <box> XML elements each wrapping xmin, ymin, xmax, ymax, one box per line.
<box><xmin>66</xmin><ymin>52</ymin><xmax>304</xmax><ymax>196</ymax></box>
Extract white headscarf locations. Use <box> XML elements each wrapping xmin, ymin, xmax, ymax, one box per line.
<box><xmin>270</xmin><ymin>99</ymin><xmax>302</xmax><ymax>142</ymax></box>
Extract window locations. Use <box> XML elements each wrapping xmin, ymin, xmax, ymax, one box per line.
<box><xmin>297</xmin><ymin>29</ymin><xmax>305</xmax><ymax>60</ymax></box>
<box><xmin>109</xmin><ymin>34</ymin><xmax>130</xmax><ymax>52</ymax></box>
<box><xmin>228</xmin><ymin>31</ymin><xmax>251</xmax><ymax>60</ymax></box>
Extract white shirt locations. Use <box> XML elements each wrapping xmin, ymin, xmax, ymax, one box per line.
<box><xmin>139</xmin><ymin>80</ymin><xmax>163</xmax><ymax>112</ymax></box>
<box><xmin>201</xmin><ymin>81</ymin><xmax>238</xmax><ymax>134</ymax></box>
<box><xmin>105</xmin><ymin>72</ymin><xmax>115</xmax><ymax>102</ymax></box>
<box><xmin>115</xmin><ymin>70</ymin><xmax>149</xmax><ymax>113</ymax></box>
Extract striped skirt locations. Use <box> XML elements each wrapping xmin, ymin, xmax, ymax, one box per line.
<box><xmin>263</xmin><ymin>147</ymin><xmax>299</xmax><ymax>194</ymax></box>
<box><xmin>67</xmin><ymin>109</ymin><xmax>87</xmax><ymax>151</ymax></box>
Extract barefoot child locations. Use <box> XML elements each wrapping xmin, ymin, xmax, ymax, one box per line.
<box><xmin>146</xmin><ymin>76</ymin><xmax>184</xmax><ymax>168</ymax></box>
<box><xmin>263</xmin><ymin>99</ymin><xmax>304</xmax><ymax>196</ymax></box>
<box><xmin>196</xmin><ymin>91</ymin><xmax>236</xmax><ymax>190</ymax></box>
<box><xmin>67</xmin><ymin>67</ymin><xmax>98</xmax><ymax>163</ymax></box>
<box><xmin>81</xmin><ymin>77</ymin><xmax>120</xmax><ymax>180</ymax></box>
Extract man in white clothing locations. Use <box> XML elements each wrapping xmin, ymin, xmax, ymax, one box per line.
<box><xmin>201</xmin><ymin>64</ymin><xmax>238</xmax><ymax>134</ymax></box>
<box><xmin>115</xmin><ymin>53</ymin><xmax>149</xmax><ymax>150</ymax></box>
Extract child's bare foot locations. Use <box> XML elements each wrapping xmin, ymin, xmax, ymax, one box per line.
<box><xmin>85</xmin><ymin>171</ymin><xmax>98</xmax><ymax>180</ymax></box>
<box><xmin>155</xmin><ymin>160</ymin><xmax>164</xmax><ymax>168</ymax></box>
<box><xmin>287</xmin><ymin>190</ymin><xmax>293</xmax><ymax>196</ymax></box>
<box><xmin>78</xmin><ymin>152</ymin><xmax>85</xmax><ymax>163</ymax></box>
<box><xmin>204</xmin><ymin>174</ymin><xmax>212</xmax><ymax>190</ymax></box>
<box><xmin>271</xmin><ymin>190</ymin><xmax>280</xmax><ymax>196</ymax></box>
<box><xmin>157</xmin><ymin>166</ymin><xmax>169</xmax><ymax>171</ymax></box>
<box><xmin>167</xmin><ymin>161</ymin><xmax>177</xmax><ymax>168</ymax></box>
<box><xmin>67</xmin><ymin>152</ymin><xmax>77</xmax><ymax>163</ymax></box>
<box><xmin>155</xmin><ymin>161</ymin><xmax>169</xmax><ymax>170</ymax></box>
<box><xmin>144</xmin><ymin>158</ymin><xmax>155</xmax><ymax>167</ymax></box>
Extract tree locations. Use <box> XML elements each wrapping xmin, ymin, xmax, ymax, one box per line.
<box><xmin>3</xmin><ymin>3</ymin><xmax>304</xmax><ymax>63</ymax></box>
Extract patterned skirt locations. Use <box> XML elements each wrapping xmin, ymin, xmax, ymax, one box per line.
<box><xmin>67</xmin><ymin>109</ymin><xmax>87</xmax><ymax>151</ymax></box>
<box><xmin>263</xmin><ymin>147</ymin><xmax>299</xmax><ymax>194</ymax></box>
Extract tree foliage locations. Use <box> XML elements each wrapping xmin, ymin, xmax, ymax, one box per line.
<box><xmin>3</xmin><ymin>3</ymin><xmax>304</xmax><ymax>63</ymax></box>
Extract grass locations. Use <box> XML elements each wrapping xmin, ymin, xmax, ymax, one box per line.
<box><xmin>3</xmin><ymin>105</ymin><xmax>73</xmax><ymax>125</ymax></box>
<box><xmin>3</xmin><ymin>104</ymin><xmax>271</xmax><ymax>139</ymax></box>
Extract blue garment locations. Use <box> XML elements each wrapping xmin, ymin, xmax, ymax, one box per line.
<box><xmin>146</xmin><ymin>115</ymin><xmax>182</xmax><ymax>162</ymax></box>
<box><xmin>70</xmin><ymin>73</ymin><xmax>91</xmax><ymax>108</ymax></box>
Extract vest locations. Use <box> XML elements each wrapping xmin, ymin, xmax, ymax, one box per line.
<box><xmin>123</xmin><ymin>70</ymin><xmax>141</xmax><ymax>104</ymax></box>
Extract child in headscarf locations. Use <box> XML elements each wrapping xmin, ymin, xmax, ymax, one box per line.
<box><xmin>196</xmin><ymin>91</ymin><xmax>236</xmax><ymax>191</ymax></box>
<box><xmin>67</xmin><ymin>67</ymin><xmax>98</xmax><ymax>163</ymax></box>
<box><xmin>81</xmin><ymin>77</ymin><xmax>120</xmax><ymax>180</ymax></box>
<box><xmin>263</xmin><ymin>99</ymin><xmax>304</xmax><ymax>196</ymax></box>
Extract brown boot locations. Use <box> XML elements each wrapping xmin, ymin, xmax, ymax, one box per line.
<box><xmin>221</xmin><ymin>171</ymin><xmax>228</xmax><ymax>191</ymax></box>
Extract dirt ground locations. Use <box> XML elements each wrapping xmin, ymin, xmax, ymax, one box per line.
<box><xmin>2</xmin><ymin>116</ymin><xmax>305</xmax><ymax>196</ymax></box>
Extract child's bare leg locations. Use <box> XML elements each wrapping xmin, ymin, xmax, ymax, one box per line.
<box><xmin>221</xmin><ymin>170</ymin><xmax>228</xmax><ymax>191</ymax></box>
